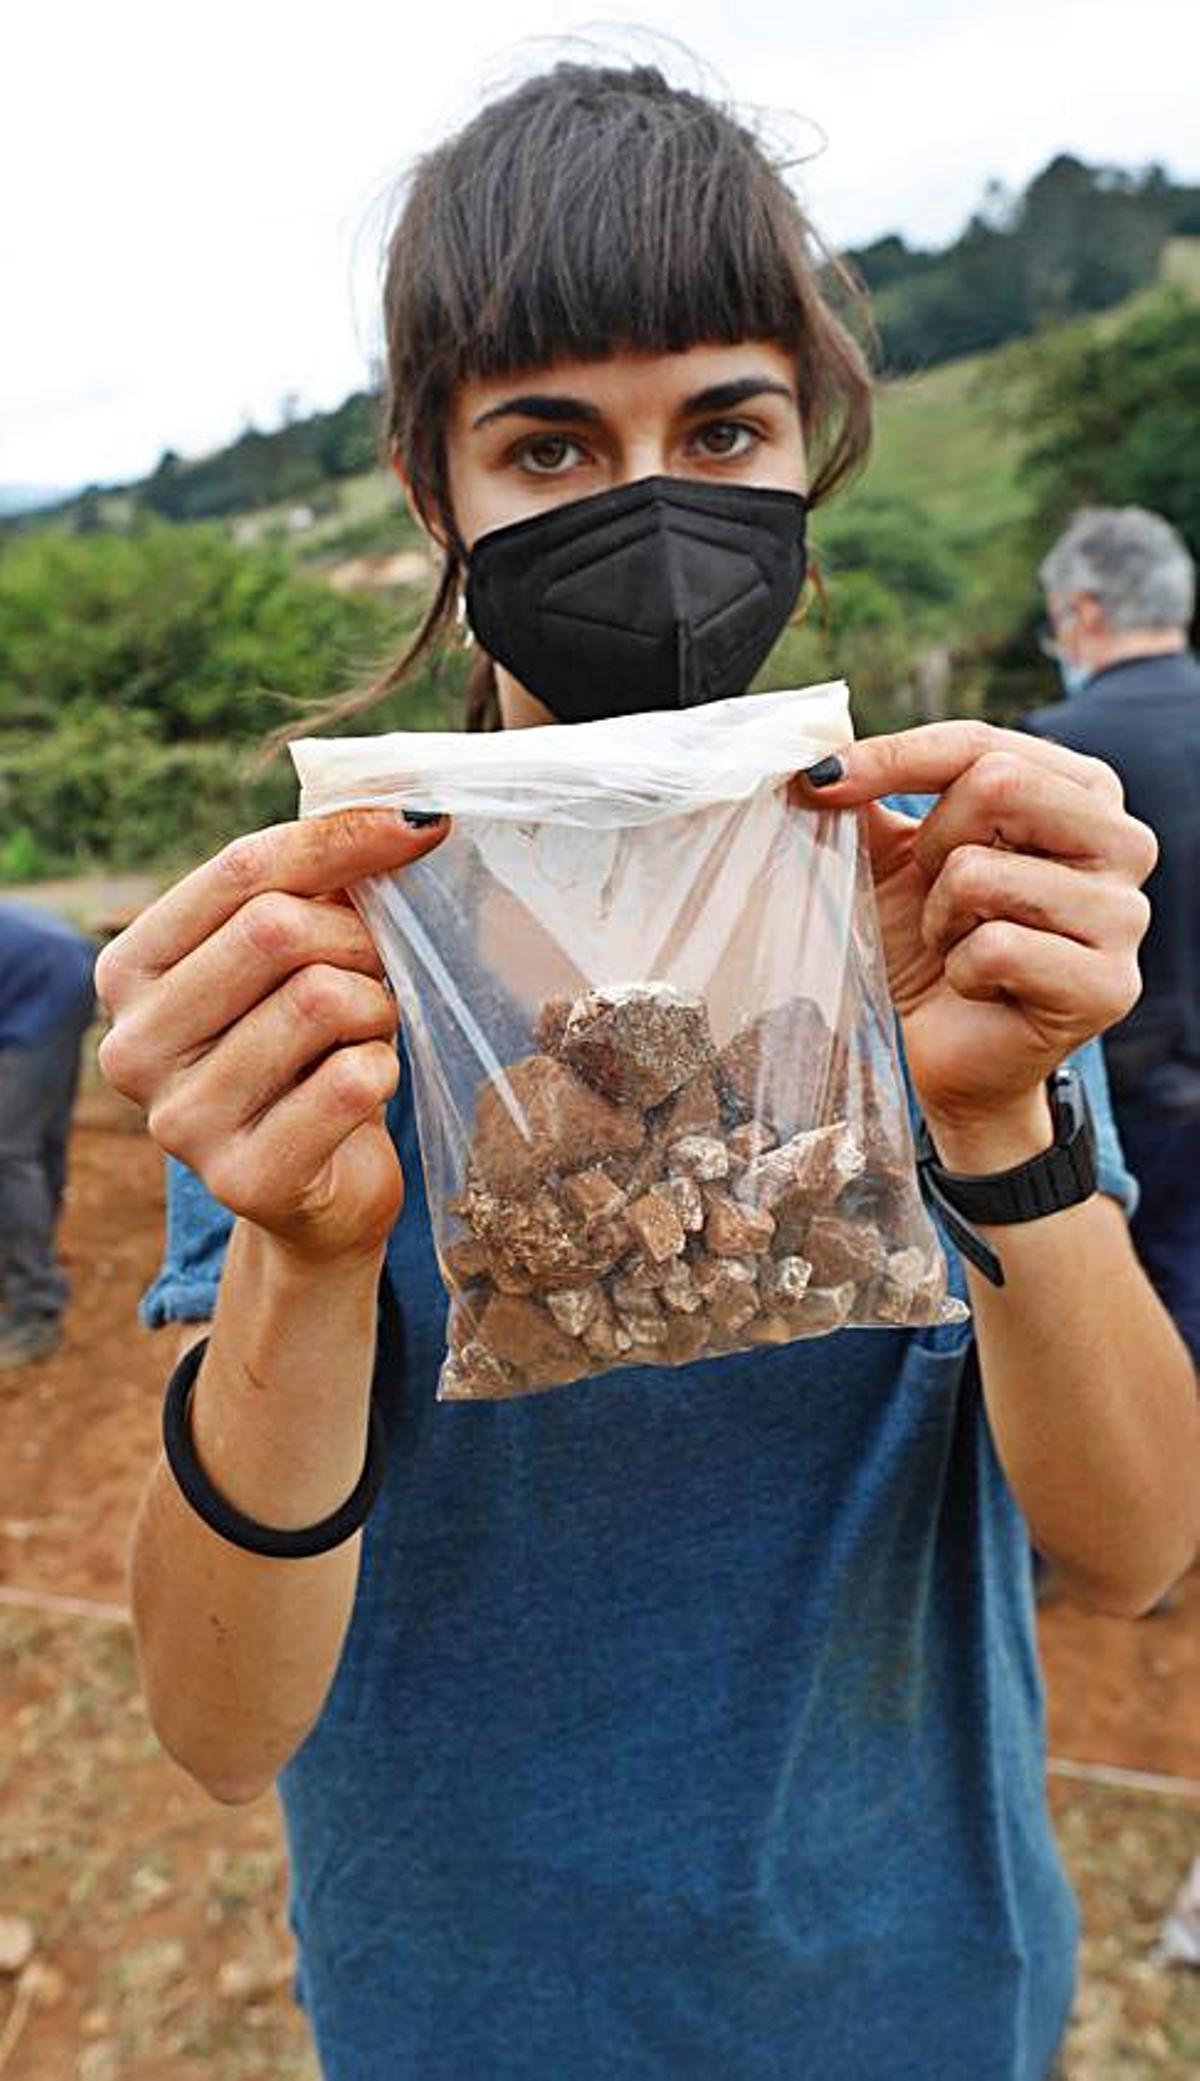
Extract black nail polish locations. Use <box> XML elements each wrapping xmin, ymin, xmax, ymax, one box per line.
<box><xmin>803</xmin><ymin>756</ymin><xmax>845</xmax><ymax>789</ymax></box>
<box><xmin>401</xmin><ymin>809</ymin><xmax>444</xmax><ymax>828</ymax></box>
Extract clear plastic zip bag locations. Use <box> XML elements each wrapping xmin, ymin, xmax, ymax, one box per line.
<box><xmin>293</xmin><ymin>684</ymin><xmax>966</xmax><ymax>1400</ymax></box>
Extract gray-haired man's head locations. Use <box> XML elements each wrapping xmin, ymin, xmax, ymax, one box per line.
<box><xmin>1040</xmin><ymin>507</ymin><xmax>1194</xmax><ymax>690</ymax></box>
<box><xmin>1041</xmin><ymin>507</ymin><xmax>1195</xmax><ymax>634</ymax></box>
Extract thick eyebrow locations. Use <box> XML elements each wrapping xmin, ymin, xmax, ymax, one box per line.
<box><xmin>471</xmin><ymin>393</ymin><xmax>602</xmax><ymax>431</ymax></box>
<box><xmin>470</xmin><ymin>374</ymin><xmax>796</xmax><ymax>433</ymax></box>
<box><xmin>681</xmin><ymin>377</ymin><xmax>796</xmax><ymax>415</ymax></box>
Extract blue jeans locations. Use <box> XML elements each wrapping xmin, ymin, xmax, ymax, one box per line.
<box><xmin>1119</xmin><ymin>1108</ymin><xmax>1200</xmax><ymax>1366</ymax></box>
<box><xmin>0</xmin><ymin>999</ymin><xmax>93</xmax><ymax>1322</ymax></box>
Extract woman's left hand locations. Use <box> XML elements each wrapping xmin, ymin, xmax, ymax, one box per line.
<box><xmin>792</xmin><ymin>722</ymin><xmax>1159</xmax><ymax>1164</ymax></box>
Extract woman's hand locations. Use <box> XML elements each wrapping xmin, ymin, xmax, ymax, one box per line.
<box><xmin>96</xmin><ymin>809</ymin><xmax>448</xmax><ymax>1265</ymax></box>
<box><xmin>793</xmin><ymin>722</ymin><xmax>1158</xmax><ymax>1167</ymax></box>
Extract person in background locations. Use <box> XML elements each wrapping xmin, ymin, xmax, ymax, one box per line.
<box><xmin>0</xmin><ymin>901</ymin><xmax>96</xmax><ymax>1369</ymax></box>
<box><xmin>1029</xmin><ymin>507</ymin><xmax>1200</xmax><ymax>1367</ymax></box>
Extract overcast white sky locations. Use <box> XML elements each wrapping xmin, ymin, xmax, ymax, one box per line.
<box><xmin>4</xmin><ymin>0</ymin><xmax>1195</xmax><ymax>490</ymax></box>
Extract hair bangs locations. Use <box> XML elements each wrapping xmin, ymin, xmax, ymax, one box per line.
<box><xmin>440</xmin><ymin>88</ymin><xmax>807</xmax><ymax>379</ymax></box>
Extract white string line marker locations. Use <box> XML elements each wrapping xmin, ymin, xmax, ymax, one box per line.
<box><xmin>0</xmin><ymin>1584</ymin><xmax>130</xmax><ymax>1625</ymax></box>
<box><xmin>1047</xmin><ymin>1755</ymin><xmax>1200</xmax><ymax>1801</ymax></box>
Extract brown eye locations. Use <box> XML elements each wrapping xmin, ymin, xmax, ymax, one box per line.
<box><xmin>516</xmin><ymin>434</ymin><xmax>585</xmax><ymax>475</ymax></box>
<box><xmin>694</xmin><ymin>421</ymin><xmax>756</xmax><ymax>459</ymax></box>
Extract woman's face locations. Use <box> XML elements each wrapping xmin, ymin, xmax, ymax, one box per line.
<box><xmin>434</xmin><ymin>340</ymin><xmax>809</xmax><ymax>726</ymax></box>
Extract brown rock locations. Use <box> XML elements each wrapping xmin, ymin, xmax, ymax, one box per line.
<box><xmin>581</xmin><ymin>1295</ymin><xmax>635</xmax><ymax>1362</ymax></box>
<box><xmin>463</xmin><ymin>1182</ymin><xmax>629</xmax><ymax>1291</ymax></box>
<box><xmin>560</xmin><ymin>985</ymin><xmax>716</xmax><ymax>1107</ymax></box>
<box><xmin>663</xmin><ymin>1313</ymin><xmax>711</xmax><ymax>1365</ymax></box>
<box><xmin>660</xmin><ymin>1258</ymin><xmax>702</xmax><ymax>1313</ymax></box>
<box><xmin>611</xmin><ymin>1273</ymin><xmax>666</xmax><ymax>1320</ymax></box>
<box><xmin>664</xmin><ymin>1173</ymin><xmax>704</xmax><ymax>1234</ymax></box>
<box><xmin>714</xmin><ymin>1292</ymin><xmax>758</xmax><ymax>1336</ymax></box>
<box><xmin>621</xmin><ymin>1130</ymin><xmax>672</xmax><ymax>1200</ymax></box>
<box><xmin>667</xmin><ymin>1134</ymin><xmax>729</xmax><ymax>1182</ymax></box>
<box><xmin>489</xmin><ymin>1258</ymin><xmax>537</xmax><ymax>1296</ymax></box>
<box><xmin>546</xmin><ymin>1285</ymin><xmax>605</xmax><ymax>1338</ymax></box>
<box><xmin>726</xmin><ymin>1122</ymin><xmax>778</xmax><ymax>1169</ymax></box>
<box><xmin>535</xmin><ymin>996</ymin><xmax>574</xmax><ymax>1056</ymax></box>
<box><xmin>626</xmin><ymin>1189</ymin><xmax>687</xmax><ymax>1263</ymax></box>
<box><xmin>703</xmin><ymin>1190</ymin><xmax>776</xmax><ymax>1256</ymax></box>
<box><xmin>471</xmin><ymin>1054</ymin><xmax>644</xmax><ymax>1195</ymax></box>
<box><xmin>613</xmin><ymin>1290</ymin><xmax>669</xmax><ymax>1343</ymax></box>
<box><xmin>442</xmin><ymin>1234</ymin><xmax>490</xmax><ymax>1285</ymax></box>
<box><xmin>716</xmin><ymin>996</ymin><xmax>846</xmax><ymax>1132</ymax></box>
<box><xmin>870</xmin><ymin>1248</ymin><xmax>945</xmax><ymax>1326</ymax></box>
<box><xmin>760</xmin><ymin>1254</ymin><xmax>813</xmax><ymax>1309</ymax></box>
<box><xmin>619</xmin><ymin>1251</ymin><xmax>667</xmax><ymax>1291</ymax></box>
<box><xmin>791</xmin><ymin>1282</ymin><xmax>856</xmax><ymax>1336</ymax></box>
<box><xmin>561</xmin><ymin>1168</ymin><xmax>627</xmax><ymax>1228</ymax></box>
<box><xmin>441</xmin><ymin>1338</ymin><xmax>525</xmax><ymax>1399</ymax></box>
<box><xmin>736</xmin><ymin>1123</ymin><xmax>866</xmax><ymax>1212</ymax></box>
<box><xmin>802</xmin><ymin>1213</ymin><xmax>885</xmax><ymax>1286</ymax></box>
<box><xmin>692</xmin><ymin>1253</ymin><xmax>759</xmax><ymax>1330</ymax></box>
<box><xmin>692</xmin><ymin>1251</ymin><xmax>757</xmax><ymax>1300</ymax></box>
<box><xmin>741</xmin><ymin>1313</ymin><xmax>796</xmax><ymax>1346</ymax></box>
<box><xmin>771</xmin><ymin>1200</ymin><xmax>812</xmax><ymax>1257</ymax></box>
<box><xmin>475</xmin><ymin>1294</ymin><xmax>590</xmax><ymax>1388</ymax></box>
<box><xmin>655</xmin><ymin>1068</ymin><xmax>721</xmax><ymax>1140</ymax></box>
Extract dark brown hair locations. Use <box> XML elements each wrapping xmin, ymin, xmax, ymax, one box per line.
<box><xmin>306</xmin><ymin>61</ymin><xmax>873</xmax><ymax>738</ymax></box>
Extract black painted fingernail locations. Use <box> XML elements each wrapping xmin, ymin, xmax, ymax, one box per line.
<box><xmin>802</xmin><ymin>755</ymin><xmax>845</xmax><ymax>788</ymax></box>
<box><xmin>401</xmin><ymin>809</ymin><xmax>445</xmax><ymax>828</ymax></box>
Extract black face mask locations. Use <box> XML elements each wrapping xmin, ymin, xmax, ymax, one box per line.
<box><xmin>463</xmin><ymin>475</ymin><xmax>808</xmax><ymax>723</ymax></box>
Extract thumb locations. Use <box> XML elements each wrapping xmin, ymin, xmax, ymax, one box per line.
<box><xmin>859</xmin><ymin>800</ymin><xmax>922</xmax><ymax>883</ymax></box>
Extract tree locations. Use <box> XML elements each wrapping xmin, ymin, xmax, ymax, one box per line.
<box><xmin>1010</xmin><ymin>291</ymin><xmax>1200</xmax><ymax>565</ymax></box>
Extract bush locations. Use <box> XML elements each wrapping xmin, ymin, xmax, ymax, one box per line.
<box><xmin>0</xmin><ymin>521</ymin><xmax>404</xmax><ymax>741</ymax></box>
<box><xmin>0</xmin><ymin>520</ymin><xmax>469</xmax><ymax>871</ymax></box>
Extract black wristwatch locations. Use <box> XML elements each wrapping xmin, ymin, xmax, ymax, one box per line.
<box><xmin>916</xmin><ymin>1066</ymin><xmax>1098</xmax><ymax>1289</ymax></box>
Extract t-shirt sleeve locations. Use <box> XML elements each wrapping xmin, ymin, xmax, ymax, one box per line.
<box><xmin>139</xmin><ymin>1156</ymin><xmax>236</xmax><ymax>1328</ymax></box>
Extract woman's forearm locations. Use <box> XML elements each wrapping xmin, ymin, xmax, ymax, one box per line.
<box><xmin>938</xmin><ymin>1121</ymin><xmax>1199</xmax><ymax>1614</ymax></box>
<box><xmin>130</xmin><ymin>1222</ymin><xmax>384</xmax><ymax>1803</ymax></box>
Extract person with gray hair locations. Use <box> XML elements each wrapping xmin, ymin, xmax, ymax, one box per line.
<box><xmin>1029</xmin><ymin>505</ymin><xmax>1200</xmax><ymax>1364</ymax></box>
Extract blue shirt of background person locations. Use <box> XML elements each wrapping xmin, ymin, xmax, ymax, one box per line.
<box><xmin>0</xmin><ymin>901</ymin><xmax>96</xmax><ymax>1047</ymax></box>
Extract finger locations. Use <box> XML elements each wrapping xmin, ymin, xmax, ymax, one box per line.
<box><xmin>922</xmin><ymin>844</ymin><xmax>1153</xmax><ymax>959</ymax></box>
<box><xmin>911</xmin><ymin>756</ymin><xmax>1157</xmax><ymax>882</ymax></box>
<box><xmin>204</xmin><ymin>1050</ymin><xmax>402</xmax><ymax>1229</ymax></box>
<box><xmin>96</xmin><ymin>808</ymin><xmax>447</xmax><ymax>1006</ymax></box>
<box><xmin>240</xmin><ymin>1050</ymin><xmax>402</xmax><ymax>1213</ymax></box>
<box><xmin>107</xmin><ymin>893</ymin><xmax>389</xmax><ymax>1088</ymax></box>
<box><xmin>792</xmin><ymin>721</ymin><xmax>1124</xmax><ymax>810</ymax></box>
<box><xmin>943</xmin><ymin>919</ymin><xmax>1143</xmax><ymax>1029</ymax></box>
<box><xmin>146</xmin><ymin>966</ymin><xmax>399</xmax><ymax>1156</ymax></box>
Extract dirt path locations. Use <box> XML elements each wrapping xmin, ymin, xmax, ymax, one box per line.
<box><xmin>0</xmin><ymin>1112</ymin><xmax>1195</xmax><ymax>2077</ymax></box>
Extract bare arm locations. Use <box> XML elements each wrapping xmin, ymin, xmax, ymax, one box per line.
<box><xmin>98</xmin><ymin>808</ymin><xmax>448</xmax><ymax>1802</ymax></box>
<box><xmin>130</xmin><ymin>1228</ymin><xmax>380</xmax><ymax>1803</ymax></box>
<box><xmin>931</xmin><ymin>1103</ymin><xmax>1198</xmax><ymax>1616</ymax></box>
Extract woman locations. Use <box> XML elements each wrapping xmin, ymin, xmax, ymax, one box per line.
<box><xmin>97</xmin><ymin>63</ymin><xmax>1197</xmax><ymax>2081</ymax></box>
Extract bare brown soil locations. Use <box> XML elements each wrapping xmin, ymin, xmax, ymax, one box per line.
<box><xmin>0</xmin><ymin>1097</ymin><xmax>1195</xmax><ymax>2077</ymax></box>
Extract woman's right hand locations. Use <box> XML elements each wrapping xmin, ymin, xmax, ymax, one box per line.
<box><xmin>96</xmin><ymin>809</ymin><xmax>448</xmax><ymax>1267</ymax></box>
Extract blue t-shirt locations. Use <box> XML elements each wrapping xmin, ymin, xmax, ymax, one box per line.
<box><xmin>0</xmin><ymin>901</ymin><xmax>96</xmax><ymax>1048</ymax></box>
<box><xmin>143</xmin><ymin>1032</ymin><xmax>1133</xmax><ymax>2081</ymax></box>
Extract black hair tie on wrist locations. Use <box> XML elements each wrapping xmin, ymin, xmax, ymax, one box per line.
<box><xmin>162</xmin><ymin>1272</ymin><xmax>400</xmax><ymax>1559</ymax></box>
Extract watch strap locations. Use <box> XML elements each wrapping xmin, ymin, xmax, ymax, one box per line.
<box><xmin>916</xmin><ymin>1068</ymin><xmax>1099</xmax><ymax>1289</ymax></box>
